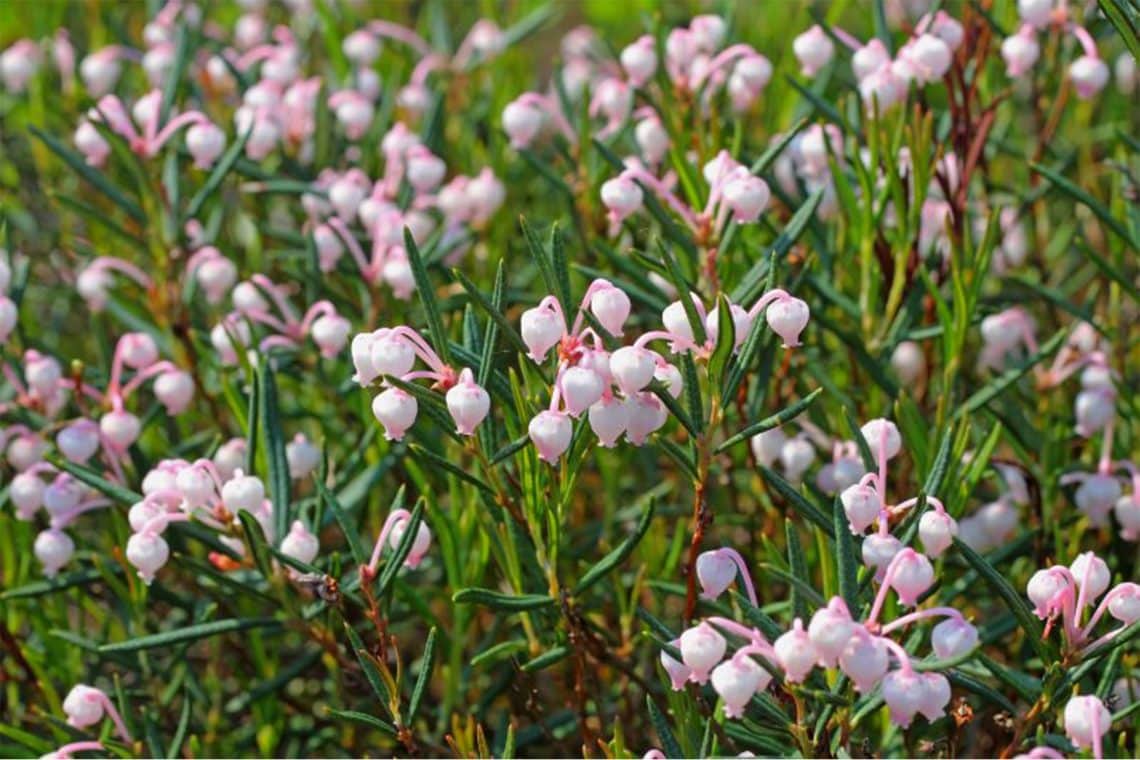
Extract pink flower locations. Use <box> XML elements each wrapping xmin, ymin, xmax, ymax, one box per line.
<box><xmin>445</xmin><ymin>368</ymin><xmax>490</xmax><ymax>435</ymax></box>
<box><xmin>528</xmin><ymin>410</ymin><xmax>572</xmax><ymax>462</ymax></box>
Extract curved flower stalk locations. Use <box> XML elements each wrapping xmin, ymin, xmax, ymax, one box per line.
<box><xmin>352</xmin><ymin>325</ymin><xmax>489</xmax><ymax>441</ymax></box>
<box><xmin>1026</xmin><ymin>551</ymin><xmax>1140</xmax><ymax>652</ymax></box>
<box><xmin>999</xmin><ymin>2</ymin><xmax>1109</xmax><ymax>99</ymax></box>
<box><xmin>361</xmin><ymin>508</ymin><xmax>432</xmax><ymax>582</ymax></box>
<box><xmin>62</xmin><ymin>684</ymin><xmax>132</xmax><ymax>742</ymax></box>
<box><xmin>226</xmin><ymin>274</ymin><xmax>350</xmax><ymax>358</ymax></box>
<box><xmin>75</xmin><ymin>256</ymin><xmax>154</xmax><ymax>311</ymax></box>
<box><xmin>78</xmin><ymin>89</ymin><xmax>222</xmax><ymax>167</ymax></box>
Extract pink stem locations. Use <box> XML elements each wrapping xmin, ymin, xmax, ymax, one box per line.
<box><xmin>299</xmin><ymin>301</ymin><xmax>336</xmax><ymax>333</ymax></box>
<box><xmin>89</xmin><ymin>257</ymin><xmax>153</xmax><ymax>288</ymax></box>
<box><xmin>719</xmin><ymin>547</ymin><xmax>759</xmax><ymax>607</ymax></box>
<box><xmin>1097</xmin><ymin>417</ymin><xmax>1115</xmax><ymax>475</ymax></box>
<box><xmin>1069</xmin><ymin>24</ymin><xmax>1100</xmax><ymax>59</ymax></box>
<box><xmin>53</xmin><ymin>741</ymin><xmax>105</xmax><ymax>759</ymax></box>
<box><xmin>706</xmin><ymin>616</ymin><xmax>767</xmax><ymax>645</ymax></box>
<box><xmin>51</xmin><ymin>498</ymin><xmax>111</xmax><ymax>530</ymax></box>
<box><xmin>390</xmin><ymin>326</ymin><xmax>447</xmax><ymax>373</ymax></box>
<box><xmin>327</xmin><ymin>218</ymin><xmax>373</xmax><ymax>277</ymax></box>
<box><xmin>249</xmin><ymin>274</ymin><xmax>299</xmax><ymax>323</ymax></box>
<box><xmin>877</xmin><ymin>635</ymin><xmax>915</xmax><ymax>674</ymax></box>
<box><xmin>879</xmin><ymin>606</ymin><xmax>965</xmax><ymax>636</ymax></box>
<box><xmin>367</xmin><ymin>21</ymin><xmax>431</xmax><ymax>56</ymax></box>
<box><xmin>623</xmin><ymin>167</ymin><xmax>699</xmax><ymax>230</ymax></box>
<box><xmin>830</xmin><ymin>26</ymin><xmax>864</xmax><ymax>52</ymax></box>
<box><xmin>367</xmin><ymin>508</ymin><xmax>412</xmax><ymax>572</ymax></box>
<box><xmin>94</xmin><ymin>691</ymin><xmax>133</xmax><ymax>743</ymax></box>
<box><xmin>693</xmin><ymin>44</ymin><xmax>756</xmax><ymax>89</ymax></box>
<box><xmin>140</xmin><ymin>511</ymin><xmax>190</xmax><ymax>536</ymax></box>
<box><xmin>866</xmin><ymin>549</ymin><xmax>909</xmax><ymax>625</ymax></box>
<box><xmin>634</xmin><ymin>329</ymin><xmax>701</xmax><ymax>353</ymax></box>
<box><xmin>119</xmin><ymin>360</ymin><xmax>179</xmax><ymax>399</ymax></box>
<box><xmin>1080</xmin><ymin>583</ymin><xmax>1139</xmax><ymax>639</ymax></box>
<box><xmin>148</xmin><ymin>111</ymin><xmax>210</xmax><ymax>155</ymax></box>
<box><xmin>745</xmin><ymin>289</ymin><xmax>791</xmax><ymax>320</ymax></box>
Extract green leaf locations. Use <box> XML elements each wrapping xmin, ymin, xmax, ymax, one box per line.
<box><xmin>30</xmin><ymin>126</ymin><xmax>145</xmax><ymax>222</ymax></box>
<box><xmin>521</xmin><ymin>645</ymin><xmax>571</xmax><ymax>672</ymax></box>
<box><xmin>491</xmin><ymin>434</ymin><xmax>530</xmax><ymax>464</ymax></box>
<box><xmin>405</xmin><ymin>227</ymin><xmax>452</xmax><ymax>365</ymax></box>
<box><xmin>407</xmin><ymin>627</ymin><xmax>438</xmax><ymax>723</ymax></box>
<box><xmin>749</xmin><ymin>118</ymin><xmax>808</xmax><ymax>174</ymax></box>
<box><xmin>1099</xmin><ymin>0</ymin><xmax>1140</xmax><ymax>61</ymax></box>
<box><xmin>785</xmin><ymin>520</ymin><xmax>811</xmax><ymax>621</ymax></box>
<box><xmin>520</xmin><ymin>216</ymin><xmax>566</xmax><ymax>314</ymax></box>
<box><xmin>316</xmin><ymin>476</ymin><xmax>367</xmax><ymax>567</ymax></box>
<box><xmin>257</xmin><ymin>363</ymin><xmax>292</xmax><ymax>542</ymax></box>
<box><xmin>158</xmin><ymin>24</ymin><xmax>191</xmax><ymax>123</ymax></box>
<box><xmin>716</xmin><ymin>388</ymin><xmax>823</xmax><ymax>453</ymax></box>
<box><xmin>325</xmin><ymin>708</ymin><xmax>398</xmax><ymax>737</ymax></box>
<box><xmin>655</xmin><ymin>238</ymin><xmax>706</xmax><ymax>344</ymax></box>
<box><xmin>51</xmin><ymin>458</ymin><xmax>142</xmax><ymax>505</ymax></box>
<box><xmin>342</xmin><ymin>622</ymin><xmax>394</xmax><ymax>709</ymax></box>
<box><xmin>453</xmin><ymin>267</ymin><xmax>529</xmax><ymax>356</ymax></box>
<box><xmin>953</xmin><ymin>539</ymin><xmax>1050</xmax><ymax>661</ymax></box>
<box><xmin>185</xmin><ymin>127</ymin><xmax>252</xmax><ymax>221</ymax></box>
<box><xmin>958</xmin><ymin>329</ymin><xmax>1065</xmax><ymax>415</ymax></box>
<box><xmin>100</xmin><ymin>618</ymin><xmax>281</xmax><ymax>653</ymax></box>
<box><xmin>647</xmin><ymin>695</ymin><xmax>684</xmax><ymax>759</ymax></box>
<box><xmin>708</xmin><ymin>294</ymin><xmax>736</xmax><ymax>388</ymax></box>
<box><xmin>833</xmin><ymin>497</ymin><xmax>860</xmax><ymax>611</ymax></box>
<box><xmin>575</xmin><ymin>497</ymin><xmax>656</xmax><ymax>594</ymax></box>
<box><xmin>759</xmin><ymin>465</ymin><xmax>833</xmax><ymax>537</ymax></box>
<box><xmin>731</xmin><ymin>189</ymin><xmax>824</xmax><ymax>304</ymax></box>
<box><xmin>1</xmin><ymin>567</ymin><xmax>122</xmax><ymax>600</ymax></box>
<box><xmin>452</xmin><ymin>588</ymin><xmax>555</xmax><ymax>611</ymax></box>
<box><xmin>549</xmin><ymin>223</ymin><xmax>573</xmax><ymax>315</ymax></box>
<box><xmin>237</xmin><ymin>509</ymin><xmax>274</xmax><ymax>581</ymax></box>
<box><xmin>409</xmin><ymin>444</ymin><xmax>494</xmax><ymax>494</ymax></box>
<box><xmin>1031</xmin><ymin>162</ymin><xmax>1137</xmax><ymax>250</ymax></box>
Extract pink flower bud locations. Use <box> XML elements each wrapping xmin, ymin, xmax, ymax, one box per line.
<box><xmin>362</xmin><ymin>330</ymin><xmax>412</xmax><ymax>380</ymax></box>
<box><xmin>1074</xmin><ymin>475</ymin><xmax>1121</xmax><ymax>527</ymax></box>
<box><xmin>1114</xmin><ymin>494</ymin><xmax>1140</xmax><ymax>540</ymax></box>
<box><xmin>1063</xmin><ymin>695</ymin><xmax>1110</xmax><ymax>751</ymax></box>
<box><xmin>696</xmin><ymin>549</ymin><xmax>738</xmax><ymax>600</ymax></box>
<box><xmin>691</xmin><ymin>15</ymin><xmax>726</xmax><ymax>53</ymax></box>
<box><xmin>57</xmin><ymin>419</ymin><xmax>100</xmax><ymax>463</ymax></box>
<box><xmin>388</xmin><ymin>516</ymin><xmax>432</xmax><ymax>568</ymax></box>
<box><xmin>609</xmin><ymin>346</ymin><xmax>658</xmax><ymax>396</ymax></box>
<box><xmin>446</xmin><ymin>368</ymin><xmax>490</xmax><ymax>435</ymax></box>
<box><xmin>918</xmin><ymin>510</ymin><xmax>958</xmax><ymax>558</ymax></box>
<box><xmin>286</xmin><ymin>434</ymin><xmax>320</xmax><ymax>479</ymax></box>
<box><xmin>654</xmin><ymin>363</ymin><xmax>683</xmax><ymax>398</ymax></box>
<box><xmin>721</xmin><ymin>174</ymin><xmax>770</xmax><ymax>222</ymax></box>
<box><xmin>222</xmin><ymin>470</ymin><xmax>266</xmax><ymax>513</ymax></box>
<box><xmin>25</xmin><ymin>352</ymin><xmax>62</xmax><ymax>397</ymax></box>
<box><xmin>75</xmin><ymin>120</ymin><xmax>110</xmax><ymax>166</ymax></box>
<box><xmin>862</xmin><ymin>532</ymin><xmax>902</xmax><ymax>580</ymax></box>
<box><xmin>280</xmin><ymin>520</ymin><xmax>319</xmax><ymax>565</ymax></box>
<box><xmin>808</xmin><ymin>597</ymin><xmax>855</xmax><ymax>666</ymax></box>
<box><xmin>129</xmin><ymin>499</ymin><xmax>162</xmax><ymax>532</ymax></box>
<box><xmin>100</xmin><ymin>410</ymin><xmax>140</xmax><ymax>453</ymax></box>
<box><xmin>342</xmin><ymin>30</ymin><xmax>380</xmax><ymax>65</ymax></box>
<box><xmin>311</xmin><ymin>313</ymin><xmax>350</xmax><ymax>358</ymax></box>
<box><xmin>890</xmin><ymin>340</ymin><xmax>925</xmax><ymax>385</ymax></box>
<box><xmin>502</xmin><ymin>99</ymin><xmax>543</xmax><ymax>149</ymax></box>
<box><xmin>903</xmin><ymin>34</ymin><xmax>952</xmax><ymax>84</ymax></box>
<box><xmin>706</xmin><ymin>303</ymin><xmax>753</xmax><ymax>350</ymax></box>
<box><xmin>561</xmin><ymin>366</ymin><xmax>605</xmax><ymax>417</ymax></box>
<box><xmin>7</xmin><ymin>433</ymin><xmax>47</xmax><ymax>471</ymax></box>
<box><xmin>528</xmin><ymin>410</ymin><xmax>573</xmax><ymax>463</ymax></box>
<box><xmin>35</xmin><ymin>529</ymin><xmax>74</xmax><ymax>577</ymax></box>
<box><xmin>63</xmin><ymin>684</ymin><xmax>105</xmax><ymax>728</ymax></box>
<box><xmin>590</xmin><ymin>284</ymin><xmax>631</xmax><ymax>337</ymax></box>
<box><xmin>779</xmin><ymin>437</ymin><xmax>815</xmax><ymax>481</ymax></box>
<box><xmin>195</xmin><ymin>252</ymin><xmax>238</xmax><ymax>305</ymax></box>
<box><xmin>889</xmin><ymin>550</ymin><xmax>934</xmax><ymax>606</ymax></box>
<box><xmin>635</xmin><ymin>116</ymin><xmax>669</xmax><ymax>164</ymax></box>
<box><xmin>918</xmin><ymin>672</ymin><xmax>952</xmax><ymax>722</ymax></box>
<box><xmin>520</xmin><ymin>304</ymin><xmax>565</xmax><ymax>363</ymax></box>
<box><xmin>860</xmin><ymin>418</ymin><xmax>902</xmax><ymax>461</ymax></box>
<box><xmin>176</xmin><ymin>464</ymin><xmax>216</xmax><ymax>507</ymax></box>
<box><xmin>774</xmin><ymin>619</ymin><xmax>817</xmax><ymax>682</ymax></box>
<box><xmin>750</xmin><ymin>427</ymin><xmax>787</xmax><ymax>468</ymax></box>
<box><xmin>841</xmin><ymin>483</ymin><xmax>881</xmax><ymax>534</ymax></box>
<box><xmin>43</xmin><ymin>475</ymin><xmax>83</xmax><ymax>518</ymax></box>
<box><xmin>186</xmin><ymin>122</ymin><xmax>226</xmax><ymax>169</ymax></box>
<box><xmin>1108</xmin><ymin>583</ymin><xmax>1140</xmax><ymax>624</ymax></box>
<box><xmin>1070</xmin><ymin>552</ymin><xmax>1110</xmax><ymax>600</ymax></box>
<box><xmin>1018</xmin><ymin>0</ymin><xmax>1054</xmax><ymax>28</ymax></box>
<box><xmin>372</xmin><ymin>387</ymin><xmax>418</xmax><ymax>441</ymax></box>
<box><xmin>588</xmin><ymin>396</ymin><xmax>630</xmax><ymax>448</ymax></box>
<box><xmin>932</xmin><ymin>617</ymin><xmax>979</xmax><ymax>660</ymax></box>
<box><xmin>711</xmin><ymin>655</ymin><xmax>769</xmax><ymax>719</ymax></box>
<box><xmin>882</xmin><ymin>668</ymin><xmax>924</xmax><ymax>726</ymax></box>
<box><xmin>154</xmin><ymin>370</ymin><xmax>195</xmax><ymax>415</ymax></box>
<box><xmin>117</xmin><ymin>332</ymin><xmax>156</xmax><ymax>369</ymax></box>
<box><xmin>127</xmin><ymin>530</ymin><xmax>169</xmax><ymax>584</ymax></box>
<box><xmin>212</xmin><ymin>440</ymin><xmax>245</xmax><ymax>481</ymax></box>
<box><xmin>679</xmin><ymin>622</ymin><xmax>727</xmax><ymax>684</ymax></box>
<box><xmin>793</xmin><ymin>25</ymin><xmax>834</xmax><ymax>77</ymax></box>
<box><xmin>1027</xmin><ymin>569</ymin><xmax>1069</xmax><ymax>618</ymax></box>
<box><xmin>1001</xmin><ymin>33</ymin><xmax>1040</xmax><ymax>78</ymax></box>
<box><xmin>660</xmin><ymin>641</ymin><xmax>691</xmax><ymax>690</ymax></box>
<box><xmin>0</xmin><ymin>296</ymin><xmax>16</xmax><ymax>341</ymax></box>
<box><xmin>1075</xmin><ymin>389</ymin><xmax>1115</xmax><ymax>437</ymax></box>
<box><xmin>620</xmin><ymin>36</ymin><xmax>657</xmax><ymax>86</ymax></box>
<box><xmin>838</xmin><ymin>629</ymin><xmax>889</xmax><ymax>693</ymax></box>
<box><xmin>625</xmin><ymin>392</ymin><xmax>668</xmax><ymax>445</ymax></box>
<box><xmin>11</xmin><ymin>471</ymin><xmax>46</xmax><ymax>519</ymax></box>
<box><xmin>765</xmin><ymin>297</ymin><xmax>809</xmax><ymax>347</ymax></box>
<box><xmin>662</xmin><ymin>298</ymin><xmax>698</xmax><ymax>346</ymax></box>
<box><xmin>313</xmin><ymin>225</ymin><xmax>344</xmax><ymax>272</ymax></box>
<box><xmin>853</xmin><ymin>39</ymin><xmax>891</xmax><ymax>80</ymax></box>
<box><xmin>406</xmin><ymin>147</ymin><xmax>447</xmax><ymax>192</ymax></box>
<box><xmin>601</xmin><ymin>175</ymin><xmax>644</xmax><ymax>224</ymax></box>
<box><xmin>1070</xmin><ymin>55</ymin><xmax>1109</xmax><ymax>99</ymax></box>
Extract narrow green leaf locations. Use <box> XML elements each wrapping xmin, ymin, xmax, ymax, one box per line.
<box><xmin>100</xmin><ymin>618</ymin><xmax>281</xmax><ymax>653</ymax></box>
<box><xmin>575</xmin><ymin>497</ymin><xmax>656</xmax><ymax>593</ymax></box>
<box><xmin>647</xmin><ymin>695</ymin><xmax>684</xmax><ymax>759</ymax></box>
<box><xmin>959</xmin><ymin>329</ymin><xmax>1065</xmax><ymax>415</ymax></box>
<box><xmin>237</xmin><ymin>509</ymin><xmax>274</xmax><ymax>581</ymax></box>
<box><xmin>325</xmin><ymin>708</ymin><xmax>398</xmax><ymax>736</ymax></box>
<box><xmin>342</xmin><ymin>622</ymin><xmax>394</xmax><ymax>708</ymax></box>
<box><xmin>405</xmin><ymin>227</ymin><xmax>451</xmax><ymax>364</ymax></box>
<box><xmin>521</xmin><ymin>645</ymin><xmax>571</xmax><ymax>672</ymax></box>
<box><xmin>759</xmin><ymin>465</ymin><xmax>834</xmax><ymax>536</ymax></box>
<box><xmin>708</xmin><ymin>294</ymin><xmax>736</xmax><ymax>388</ymax></box>
<box><xmin>30</xmin><ymin>126</ymin><xmax>145</xmax><ymax>222</ymax></box>
<box><xmin>315</xmin><ymin>477</ymin><xmax>367</xmax><ymax>567</ymax></box>
<box><xmin>185</xmin><ymin>127</ymin><xmax>252</xmax><ymax>221</ymax></box>
<box><xmin>407</xmin><ymin>627</ymin><xmax>438</xmax><ymax>723</ymax></box>
<box><xmin>51</xmin><ymin>458</ymin><xmax>142</xmax><ymax>505</ymax></box>
<box><xmin>716</xmin><ymin>388</ymin><xmax>823</xmax><ymax>453</ymax></box>
<box><xmin>453</xmin><ymin>267</ymin><xmax>528</xmax><ymax>356</ymax></box>
<box><xmin>258</xmin><ymin>364</ymin><xmax>291</xmax><ymax>542</ymax></box>
<box><xmin>833</xmin><ymin>497</ymin><xmax>860</xmax><ymax>611</ymax></box>
<box><xmin>1031</xmin><ymin>162</ymin><xmax>1137</xmax><ymax>249</ymax></box>
<box><xmin>953</xmin><ymin>539</ymin><xmax>1050</xmax><ymax>661</ymax></box>
<box><xmin>452</xmin><ymin>588</ymin><xmax>555</xmax><ymax>611</ymax></box>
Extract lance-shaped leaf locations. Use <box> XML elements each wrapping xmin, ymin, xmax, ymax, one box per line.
<box><xmin>185</xmin><ymin>127</ymin><xmax>252</xmax><ymax>221</ymax></box>
<box><xmin>953</xmin><ymin>539</ymin><xmax>1051</xmax><ymax>661</ymax></box>
<box><xmin>452</xmin><ymin>588</ymin><xmax>555</xmax><ymax>611</ymax></box>
<box><xmin>257</xmin><ymin>364</ymin><xmax>291</xmax><ymax>542</ymax></box>
<box><xmin>99</xmin><ymin>618</ymin><xmax>282</xmax><ymax>653</ymax></box>
<box><xmin>374</xmin><ymin>497</ymin><xmax>426</xmax><ymax>598</ymax></box>
<box><xmin>406</xmin><ymin>627</ymin><xmax>438</xmax><ymax>723</ymax></box>
<box><xmin>716</xmin><ymin>388</ymin><xmax>823</xmax><ymax>453</ymax></box>
<box><xmin>958</xmin><ymin>329</ymin><xmax>1065</xmax><ymax>415</ymax></box>
<box><xmin>405</xmin><ymin>227</ymin><xmax>452</xmax><ymax>365</ymax></box>
<box><xmin>575</xmin><ymin>497</ymin><xmax>656</xmax><ymax>594</ymax></box>
<box><xmin>30</xmin><ymin>126</ymin><xmax>145</xmax><ymax>222</ymax></box>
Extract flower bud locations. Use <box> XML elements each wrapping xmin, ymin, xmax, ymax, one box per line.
<box><xmin>841</xmin><ymin>483</ymin><xmax>881</xmax><ymax>534</ymax></box>
<box><xmin>889</xmin><ymin>549</ymin><xmax>934</xmax><ymax>606</ymax></box>
<box><xmin>176</xmin><ymin>464</ymin><xmax>216</xmax><ymax>507</ymax></box>
<box><xmin>774</xmin><ymin>619</ymin><xmax>817</xmax><ymax>682</ymax></box>
<box><xmin>11</xmin><ymin>471</ymin><xmax>46</xmax><ymax>519</ymax></box>
<box><xmin>35</xmin><ymin>529</ymin><xmax>75</xmax><ymax>577</ymax></box>
<box><xmin>1070</xmin><ymin>552</ymin><xmax>1110</xmax><ymax>600</ymax></box>
<box><xmin>25</xmin><ymin>352</ymin><xmax>62</xmax><ymax>397</ymax></box>
<box><xmin>918</xmin><ymin>672</ymin><xmax>952</xmax><ymax>722</ymax></box>
<box><xmin>406</xmin><ymin>146</ymin><xmax>447</xmax><ymax>192</ymax></box>
<box><xmin>890</xmin><ymin>341</ymin><xmax>925</xmax><ymax>385</ymax></box>
<box><xmin>7</xmin><ymin>433</ymin><xmax>47</xmax><ymax>471</ymax></box>
<box><xmin>212</xmin><ymin>440</ymin><xmax>245</xmax><ymax>481</ymax></box>
<box><xmin>388</xmin><ymin>516</ymin><xmax>432</xmax><ymax>568</ymax></box>
<box><xmin>590</xmin><ymin>284</ymin><xmax>632</xmax><ymax>337</ymax></box>
<box><xmin>1114</xmin><ymin>494</ymin><xmax>1140</xmax><ymax>540</ymax></box>
<box><xmin>808</xmin><ymin>597</ymin><xmax>855</xmax><ymax>666</ymax></box>
<box><xmin>721</xmin><ymin>174</ymin><xmax>770</xmax><ymax>223</ymax></box>
<box><xmin>839</xmin><ymin>629</ymin><xmax>889</xmax><ymax>693</ymax></box>
<box><xmin>560</xmin><ymin>366</ymin><xmax>605</xmax><ymax>418</ymax></box>
<box><xmin>779</xmin><ymin>437</ymin><xmax>815</xmax><ymax>481</ymax></box>
<box><xmin>711</xmin><ymin>655</ymin><xmax>769</xmax><ymax>719</ymax></box>
<box><xmin>342</xmin><ymin>30</ymin><xmax>380</xmax><ymax>65</ymax></box>
<box><xmin>588</xmin><ymin>396</ymin><xmax>630</xmax><ymax>448</ymax></box>
<box><xmin>620</xmin><ymin>36</ymin><xmax>657</xmax><ymax>86</ymax></box>
<box><xmin>601</xmin><ymin>175</ymin><xmax>644</xmax><ymax>223</ymax></box>
<box><xmin>765</xmin><ymin>297</ymin><xmax>809</xmax><ymax>347</ymax></box>
<box><xmin>311</xmin><ymin>313</ymin><xmax>350</xmax><ymax>358</ymax></box>
<box><xmin>654</xmin><ymin>363</ymin><xmax>683</xmax><ymax>398</ymax></box>
<box><xmin>57</xmin><ymin>419</ymin><xmax>100</xmax><ymax>463</ymax></box>
<box><xmin>446</xmin><ymin>368</ymin><xmax>490</xmax><ymax>435</ymax></box>
<box><xmin>609</xmin><ymin>346</ymin><xmax>658</xmax><ymax>396</ymax></box>
<box><xmin>382</xmin><ymin>250</ymin><xmax>416</xmax><ymax>299</ymax></box>
<box><xmin>502</xmin><ymin>99</ymin><xmax>543</xmax><ymax>149</ymax></box>
<box><xmin>1070</xmin><ymin>55</ymin><xmax>1109</xmax><ymax>100</ymax></box>
<box><xmin>62</xmin><ymin>684</ymin><xmax>104</xmax><ymax>728</ymax></box>
<box><xmin>705</xmin><ymin>303</ymin><xmax>752</xmax><ymax>351</ymax></box>
<box><xmin>862</xmin><ymin>532</ymin><xmax>902</xmax><ymax>580</ymax></box>
<box><xmin>1074</xmin><ymin>389</ymin><xmax>1114</xmax><ymax>437</ymax></box>
<box><xmin>660</xmin><ymin>641</ymin><xmax>691</xmax><ymax>690</ymax></box>
<box><xmin>100</xmin><ymin>410</ymin><xmax>141</xmax><ymax>453</ymax></box>
<box><xmin>882</xmin><ymin>668</ymin><xmax>924</xmax><ymax>726</ymax></box>
<box><xmin>222</xmin><ymin>470</ymin><xmax>266</xmax><ymax>513</ymax></box>
<box><xmin>932</xmin><ymin>617</ymin><xmax>978</xmax><ymax>660</ymax></box>
<box><xmin>1001</xmin><ymin>33</ymin><xmax>1040</xmax><ymax>78</ymax></box>
<box><xmin>129</xmin><ymin>499</ymin><xmax>163</xmax><ymax>532</ymax></box>
<box><xmin>1075</xmin><ymin>475</ymin><xmax>1121</xmax><ymax>527</ymax></box>
<box><xmin>286</xmin><ymin>434</ymin><xmax>320</xmax><ymax>480</ymax></box>
<box><xmin>154</xmin><ymin>370</ymin><xmax>195</xmax><ymax>415</ymax></box>
<box><xmin>1063</xmin><ymin>695</ymin><xmax>1110</xmax><ymax>751</ymax></box>
<box><xmin>75</xmin><ymin>120</ymin><xmax>110</xmax><ymax>166</ymax></box>
<box><xmin>1108</xmin><ymin>583</ymin><xmax>1140</xmax><ymax>624</ymax></box>
<box><xmin>690</xmin><ymin>15</ymin><xmax>726</xmax><ymax>53</ymax></box>
<box><xmin>679</xmin><ymin>622</ymin><xmax>727</xmax><ymax>684</ymax></box>
<box><xmin>853</xmin><ymin>39</ymin><xmax>890</xmax><ymax>80</ymax></box>
<box><xmin>750</xmin><ymin>427</ymin><xmax>786</xmax><ymax>468</ymax></box>
<box><xmin>372</xmin><ymin>387</ymin><xmax>418</xmax><ymax>441</ymax></box>
<box><xmin>520</xmin><ymin>305</ymin><xmax>565</xmax><ymax>363</ymax></box>
<box><xmin>696</xmin><ymin>549</ymin><xmax>737</xmax><ymax>600</ymax></box>
<box><xmin>528</xmin><ymin>410</ymin><xmax>573</xmax><ymax>462</ymax></box>
<box><xmin>186</xmin><ymin>122</ymin><xmax>226</xmax><ymax>169</ymax></box>
<box><xmin>1027</xmin><ymin>568</ymin><xmax>1069</xmax><ymax>618</ymax></box>
<box><xmin>793</xmin><ymin>25</ymin><xmax>834</xmax><ymax>77</ymax></box>
<box><xmin>76</xmin><ymin>266</ymin><xmax>111</xmax><ymax>310</ymax></box>
<box><xmin>635</xmin><ymin>116</ymin><xmax>669</xmax><ymax>164</ymax></box>
<box><xmin>127</xmin><ymin>530</ymin><xmax>169</xmax><ymax>584</ymax></box>
<box><xmin>625</xmin><ymin>392</ymin><xmax>668</xmax><ymax>445</ymax></box>
<box><xmin>195</xmin><ymin>253</ymin><xmax>237</xmax><ymax>304</ymax></box>
<box><xmin>860</xmin><ymin>418</ymin><xmax>902</xmax><ymax>461</ymax></box>
<box><xmin>280</xmin><ymin>520</ymin><xmax>319</xmax><ymax>565</ymax></box>
<box><xmin>918</xmin><ymin>510</ymin><xmax>958</xmax><ymax>558</ymax></box>
<box><xmin>903</xmin><ymin>34</ymin><xmax>952</xmax><ymax>84</ymax></box>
